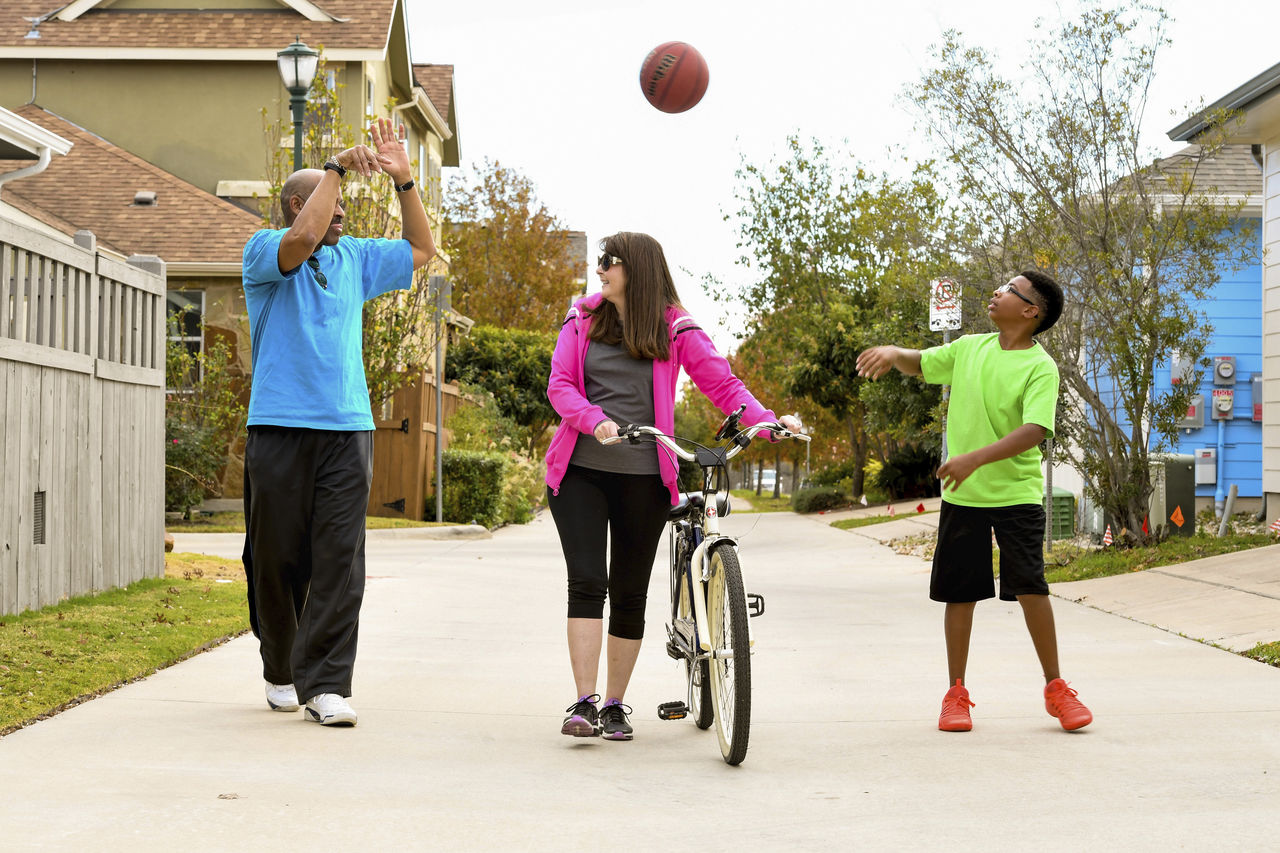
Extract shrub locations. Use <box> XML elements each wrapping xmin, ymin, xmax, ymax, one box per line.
<box><xmin>444</xmin><ymin>388</ymin><xmax>544</xmax><ymax>526</ymax></box>
<box><xmin>439</xmin><ymin>449</ymin><xmax>506</xmax><ymax>528</ymax></box>
<box><xmin>164</xmin><ymin>333</ymin><xmax>246</xmax><ymax>515</ymax></box>
<box><xmin>872</xmin><ymin>444</ymin><xmax>941</xmax><ymax>500</ymax></box>
<box><xmin>791</xmin><ymin>486</ymin><xmax>847</xmax><ymax>514</ymax></box>
<box><xmin>811</xmin><ymin>459</ymin><xmax>859</xmax><ymax>488</ymax></box>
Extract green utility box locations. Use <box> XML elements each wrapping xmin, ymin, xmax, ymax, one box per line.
<box><xmin>1049</xmin><ymin>486</ymin><xmax>1075</xmax><ymax>539</ymax></box>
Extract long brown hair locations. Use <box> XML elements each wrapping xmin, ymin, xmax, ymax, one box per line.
<box><xmin>586</xmin><ymin>232</ymin><xmax>683</xmax><ymax>360</ymax></box>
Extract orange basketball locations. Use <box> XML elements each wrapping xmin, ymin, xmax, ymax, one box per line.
<box><xmin>639</xmin><ymin>41</ymin><xmax>709</xmax><ymax>114</ymax></box>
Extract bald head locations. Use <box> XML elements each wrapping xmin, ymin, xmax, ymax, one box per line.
<box><xmin>280</xmin><ymin>169</ymin><xmax>324</xmax><ymax>225</ymax></box>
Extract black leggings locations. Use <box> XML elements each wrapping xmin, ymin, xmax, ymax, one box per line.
<box><xmin>547</xmin><ymin>464</ymin><xmax>671</xmax><ymax>640</ymax></box>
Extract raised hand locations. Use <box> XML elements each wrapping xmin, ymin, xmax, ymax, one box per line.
<box><xmin>369</xmin><ymin>117</ymin><xmax>411</xmax><ymax>184</ymax></box>
<box><xmin>334</xmin><ymin>144</ymin><xmax>382</xmax><ymax>177</ymax></box>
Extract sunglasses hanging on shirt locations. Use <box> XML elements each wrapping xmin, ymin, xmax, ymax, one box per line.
<box><xmin>307</xmin><ymin>256</ymin><xmax>328</xmax><ymax>290</ymax></box>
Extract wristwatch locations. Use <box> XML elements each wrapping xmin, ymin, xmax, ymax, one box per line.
<box><xmin>394</xmin><ymin>178</ymin><xmax>416</xmax><ymax>192</ymax></box>
<box><xmin>323</xmin><ymin>156</ymin><xmax>347</xmax><ymax>178</ymax></box>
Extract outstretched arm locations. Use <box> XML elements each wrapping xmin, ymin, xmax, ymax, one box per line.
<box><xmin>855</xmin><ymin>345</ymin><xmax>922</xmax><ymax>379</ymax></box>
<box><xmin>370</xmin><ymin>117</ymin><xmax>436</xmax><ymax>269</ymax></box>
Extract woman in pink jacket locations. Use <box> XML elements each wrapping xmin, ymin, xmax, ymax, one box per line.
<box><xmin>546</xmin><ymin>231</ymin><xmax>799</xmax><ymax>741</ymax></box>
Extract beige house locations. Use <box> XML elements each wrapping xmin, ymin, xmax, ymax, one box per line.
<box><xmin>0</xmin><ymin>0</ymin><xmax>459</xmax><ymax>207</ymax></box>
<box><xmin>1171</xmin><ymin>62</ymin><xmax>1280</xmax><ymax>521</ymax></box>
<box><xmin>0</xmin><ymin>0</ymin><xmax>464</xmax><ymax>500</ymax></box>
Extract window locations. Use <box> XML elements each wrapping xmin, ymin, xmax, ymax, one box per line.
<box><xmin>366</xmin><ymin>76</ymin><xmax>375</xmax><ymax>117</ymax></box>
<box><xmin>166</xmin><ymin>289</ymin><xmax>204</xmax><ymax>388</ymax></box>
<box><xmin>427</xmin><ymin>151</ymin><xmax>443</xmax><ymax>213</ymax></box>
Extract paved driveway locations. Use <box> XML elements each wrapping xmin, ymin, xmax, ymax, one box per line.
<box><xmin>2</xmin><ymin>512</ymin><xmax>1278</xmax><ymax>851</ymax></box>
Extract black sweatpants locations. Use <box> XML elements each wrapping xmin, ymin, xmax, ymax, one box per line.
<box><xmin>547</xmin><ymin>464</ymin><xmax>671</xmax><ymax>640</ymax></box>
<box><xmin>241</xmin><ymin>426</ymin><xmax>373</xmax><ymax>700</ymax></box>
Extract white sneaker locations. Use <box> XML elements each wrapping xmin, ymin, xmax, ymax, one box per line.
<box><xmin>305</xmin><ymin>693</ymin><xmax>358</xmax><ymax>726</ymax></box>
<box><xmin>265</xmin><ymin>682</ymin><xmax>300</xmax><ymax>712</ymax></box>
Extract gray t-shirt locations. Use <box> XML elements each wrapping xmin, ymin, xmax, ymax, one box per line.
<box><xmin>569</xmin><ymin>339</ymin><xmax>659</xmax><ymax>475</ymax></box>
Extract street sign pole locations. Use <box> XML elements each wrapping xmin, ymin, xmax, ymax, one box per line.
<box><xmin>429</xmin><ymin>275</ymin><xmax>451</xmax><ymax>524</ymax></box>
<box><xmin>928</xmin><ymin>278</ymin><xmax>962</xmax><ymax>464</ymax></box>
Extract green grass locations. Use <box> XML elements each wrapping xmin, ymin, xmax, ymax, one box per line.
<box><xmin>1240</xmin><ymin>641</ymin><xmax>1280</xmax><ymax>668</ymax></box>
<box><xmin>0</xmin><ymin>553</ymin><xmax>250</xmax><ymax>735</ymax></box>
<box><xmin>831</xmin><ymin>510</ymin><xmax>938</xmax><ymax>530</ymax></box>
<box><xmin>729</xmin><ymin>489</ymin><xmax>794</xmax><ymax>513</ymax></box>
<box><xmin>167</xmin><ymin>511</ymin><xmax>455</xmax><ymax>533</ymax></box>
<box><xmin>1042</xmin><ymin>533</ymin><xmax>1278</xmax><ymax>584</ymax></box>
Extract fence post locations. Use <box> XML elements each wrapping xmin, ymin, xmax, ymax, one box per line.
<box><xmin>429</xmin><ymin>275</ymin><xmax>451</xmax><ymax>523</ymax></box>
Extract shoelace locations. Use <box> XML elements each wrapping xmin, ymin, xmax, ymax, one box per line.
<box><xmin>1047</xmin><ymin>683</ymin><xmax>1083</xmax><ymax>710</ymax></box>
<box><xmin>600</xmin><ymin>702</ymin><xmax>633</xmax><ymax>724</ymax></box>
<box><xmin>942</xmin><ymin>691</ymin><xmax>975</xmax><ymax>714</ymax></box>
<box><xmin>565</xmin><ymin>694</ymin><xmax>601</xmax><ymax>715</ymax></box>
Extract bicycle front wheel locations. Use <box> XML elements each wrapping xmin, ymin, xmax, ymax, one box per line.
<box><xmin>706</xmin><ymin>544</ymin><xmax>751</xmax><ymax>765</ymax></box>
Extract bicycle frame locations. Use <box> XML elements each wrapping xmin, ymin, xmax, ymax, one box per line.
<box><xmin>614</xmin><ymin>423</ymin><xmax>807</xmax><ymax>656</ymax></box>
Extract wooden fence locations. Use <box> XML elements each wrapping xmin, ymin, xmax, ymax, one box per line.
<box><xmin>0</xmin><ymin>220</ymin><xmax>165</xmax><ymax>617</ymax></box>
<box><xmin>368</xmin><ymin>371</ymin><xmax>471</xmax><ymax>520</ymax></box>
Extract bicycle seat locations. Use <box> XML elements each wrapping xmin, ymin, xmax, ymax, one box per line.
<box><xmin>668</xmin><ymin>492</ymin><xmax>703</xmax><ymax>520</ymax></box>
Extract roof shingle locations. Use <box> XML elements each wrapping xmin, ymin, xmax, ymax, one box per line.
<box><xmin>0</xmin><ymin>105</ymin><xmax>263</xmax><ymax>264</ymax></box>
<box><xmin>0</xmin><ymin>0</ymin><xmax>395</xmax><ymax>50</ymax></box>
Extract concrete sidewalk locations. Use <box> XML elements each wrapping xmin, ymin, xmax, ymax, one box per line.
<box><xmin>2</xmin><ymin>512</ymin><xmax>1279</xmax><ymax>851</ymax></box>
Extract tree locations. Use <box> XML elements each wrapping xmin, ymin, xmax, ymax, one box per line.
<box><xmin>444</xmin><ymin>160</ymin><xmax>581</xmax><ymax>331</ymax></box>
<box><xmin>261</xmin><ymin>56</ymin><xmax>445</xmax><ymax>410</ymax></box>
<box><xmin>912</xmin><ymin>1</ymin><xmax>1255</xmax><ymax>543</ymax></box>
<box><xmin>445</xmin><ymin>324</ymin><xmax>557</xmax><ymax>457</ymax></box>
<box><xmin>718</xmin><ymin>138</ymin><xmax>950</xmax><ymax>496</ymax></box>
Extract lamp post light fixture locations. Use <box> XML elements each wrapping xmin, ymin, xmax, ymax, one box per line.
<box><xmin>276</xmin><ymin>36</ymin><xmax>319</xmax><ymax>172</ymax></box>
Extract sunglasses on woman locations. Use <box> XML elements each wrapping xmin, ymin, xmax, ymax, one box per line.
<box><xmin>996</xmin><ymin>281</ymin><xmax>1035</xmax><ymax>307</ymax></box>
<box><xmin>597</xmin><ymin>254</ymin><xmax>624</xmax><ymax>272</ymax></box>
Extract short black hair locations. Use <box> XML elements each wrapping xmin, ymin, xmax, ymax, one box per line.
<box><xmin>1020</xmin><ymin>269</ymin><xmax>1063</xmax><ymax>335</ymax></box>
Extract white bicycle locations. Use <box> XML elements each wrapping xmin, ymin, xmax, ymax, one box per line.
<box><xmin>610</xmin><ymin>407</ymin><xmax>809</xmax><ymax>765</ymax></box>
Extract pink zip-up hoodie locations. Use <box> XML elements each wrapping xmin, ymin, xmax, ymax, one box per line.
<box><xmin>545</xmin><ymin>293</ymin><xmax>777</xmax><ymax>505</ymax></box>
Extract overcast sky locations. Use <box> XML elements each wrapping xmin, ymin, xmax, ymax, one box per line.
<box><xmin>409</xmin><ymin>0</ymin><xmax>1280</xmax><ymax>348</ymax></box>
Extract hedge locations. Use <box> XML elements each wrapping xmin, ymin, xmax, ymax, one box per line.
<box><xmin>791</xmin><ymin>486</ymin><xmax>847</xmax><ymax>514</ymax></box>
<box><xmin>439</xmin><ymin>449</ymin><xmax>506</xmax><ymax>528</ymax></box>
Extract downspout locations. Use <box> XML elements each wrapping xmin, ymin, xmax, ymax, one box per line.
<box><xmin>0</xmin><ymin>145</ymin><xmax>52</xmax><ymax>197</ymax></box>
<box><xmin>1214</xmin><ymin>417</ymin><xmax>1226</xmax><ymax>518</ymax></box>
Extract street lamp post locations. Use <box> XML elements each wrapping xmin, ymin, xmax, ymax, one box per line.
<box><xmin>276</xmin><ymin>36</ymin><xmax>319</xmax><ymax>172</ymax></box>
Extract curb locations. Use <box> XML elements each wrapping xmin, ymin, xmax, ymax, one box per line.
<box><xmin>365</xmin><ymin>525</ymin><xmax>492</xmax><ymax>541</ymax></box>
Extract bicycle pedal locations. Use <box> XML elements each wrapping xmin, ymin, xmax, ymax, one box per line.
<box><xmin>664</xmin><ymin>639</ymin><xmax>682</xmax><ymax>661</ymax></box>
<box><xmin>747</xmin><ymin>592</ymin><xmax>765</xmax><ymax>617</ymax></box>
<box><xmin>657</xmin><ymin>701</ymin><xmax>688</xmax><ymax>720</ymax></box>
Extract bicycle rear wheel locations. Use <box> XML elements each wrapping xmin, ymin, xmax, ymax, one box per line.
<box><xmin>677</xmin><ymin>566</ymin><xmax>714</xmax><ymax>730</ymax></box>
<box><xmin>706</xmin><ymin>544</ymin><xmax>751</xmax><ymax>765</ymax></box>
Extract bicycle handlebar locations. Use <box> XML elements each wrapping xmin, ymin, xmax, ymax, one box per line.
<box><xmin>601</xmin><ymin>422</ymin><xmax>810</xmax><ymax>464</ymax></box>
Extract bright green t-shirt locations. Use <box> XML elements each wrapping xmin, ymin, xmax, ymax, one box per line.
<box><xmin>919</xmin><ymin>333</ymin><xmax>1059</xmax><ymax>507</ymax></box>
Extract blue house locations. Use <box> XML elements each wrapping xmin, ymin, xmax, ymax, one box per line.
<box><xmin>1055</xmin><ymin>144</ymin><xmax>1264</xmax><ymax>528</ymax></box>
<box><xmin>1154</xmin><ymin>145</ymin><xmax>1264</xmax><ymax>510</ymax></box>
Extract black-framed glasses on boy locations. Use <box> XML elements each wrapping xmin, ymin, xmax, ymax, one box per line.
<box><xmin>597</xmin><ymin>254</ymin><xmax>624</xmax><ymax>272</ymax></box>
<box><xmin>306</xmin><ymin>256</ymin><xmax>328</xmax><ymax>290</ymax></box>
<box><xmin>996</xmin><ymin>281</ymin><xmax>1035</xmax><ymax>308</ymax></box>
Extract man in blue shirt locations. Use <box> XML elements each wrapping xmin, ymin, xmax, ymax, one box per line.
<box><xmin>241</xmin><ymin>117</ymin><xmax>435</xmax><ymax>726</ymax></box>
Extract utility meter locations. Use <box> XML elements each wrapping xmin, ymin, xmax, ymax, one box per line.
<box><xmin>1179</xmin><ymin>394</ymin><xmax>1204</xmax><ymax>430</ymax></box>
<box><xmin>1213</xmin><ymin>356</ymin><xmax>1236</xmax><ymax>386</ymax></box>
<box><xmin>1169</xmin><ymin>352</ymin><xmax>1193</xmax><ymax>386</ymax></box>
<box><xmin>1211</xmin><ymin>388</ymin><xmax>1234</xmax><ymax>419</ymax></box>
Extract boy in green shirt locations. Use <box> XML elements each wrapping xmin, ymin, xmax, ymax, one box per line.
<box><xmin>856</xmin><ymin>270</ymin><xmax>1092</xmax><ymax>733</ymax></box>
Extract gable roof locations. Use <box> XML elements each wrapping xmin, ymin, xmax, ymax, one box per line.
<box><xmin>0</xmin><ymin>104</ymin><xmax>262</xmax><ymax>266</ymax></box>
<box><xmin>413</xmin><ymin>63</ymin><xmax>459</xmax><ymax>166</ymax></box>
<box><xmin>1154</xmin><ymin>144</ymin><xmax>1262</xmax><ymax>196</ymax></box>
<box><xmin>413</xmin><ymin>64</ymin><xmax>452</xmax><ymax>123</ymax></box>
<box><xmin>1169</xmin><ymin>59</ymin><xmax>1280</xmax><ymax>143</ymax></box>
<box><xmin>0</xmin><ymin>0</ymin><xmax>394</xmax><ymax>52</ymax></box>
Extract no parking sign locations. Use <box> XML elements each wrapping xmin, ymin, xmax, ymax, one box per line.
<box><xmin>929</xmin><ymin>277</ymin><xmax>961</xmax><ymax>332</ymax></box>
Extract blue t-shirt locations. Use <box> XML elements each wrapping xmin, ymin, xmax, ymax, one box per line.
<box><xmin>242</xmin><ymin>228</ymin><xmax>413</xmax><ymax>430</ymax></box>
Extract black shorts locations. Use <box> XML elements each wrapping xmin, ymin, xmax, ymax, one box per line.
<box><xmin>930</xmin><ymin>501</ymin><xmax>1048</xmax><ymax>603</ymax></box>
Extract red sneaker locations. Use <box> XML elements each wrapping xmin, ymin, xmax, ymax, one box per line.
<box><xmin>1044</xmin><ymin>678</ymin><xmax>1092</xmax><ymax>730</ymax></box>
<box><xmin>938</xmin><ymin>679</ymin><xmax>975</xmax><ymax>732</ymax></box>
